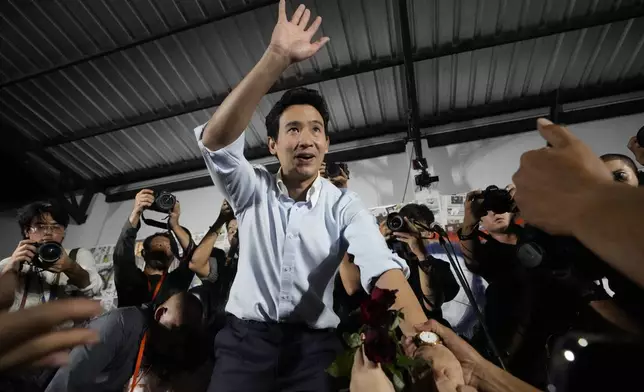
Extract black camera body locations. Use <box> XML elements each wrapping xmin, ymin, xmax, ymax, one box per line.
<box><xmin>472</xmin><ymin>185</ymin><xmax>515</xmax><ymax>218</ymax></box>
<box><xmin>637</xmin><ymin>125</ymin><xmax>644</xmax><ymax>147</ymax></box>
<box><xmin>31</xmin><ymin>241</ymin><xmax>63</xmax><ymax>270</ymax></box>
<box><xmin>325</xmin><ymin>162</ymin><xmax>349</xmax><ymax>178</ymax></box>
<box><xmin>386</xmin><ymin>212</ymin><xmax>409</xmax><ymax>233</ymax></box>
<box><xmin>149</xmin><ymin>190</ymin><xmax>177</xmax><ymax>213</ymax></box>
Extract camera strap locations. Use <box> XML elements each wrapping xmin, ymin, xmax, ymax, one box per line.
<box><xmin>140</xmin><ymin>211</ymin><xmax>170</xmax><ymax>230</ymax></box>
<box><xmin>19</xmin><ymin>266</ymin><xmax>61</xmax><ymax>309</ymax></box>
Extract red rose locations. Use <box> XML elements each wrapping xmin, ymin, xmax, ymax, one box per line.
<box><xmin>370</xmin><ymin>287</ymin><xmax>398</xmax><ymax>308</ymax></box>
<box><xmin>360</xmin><ymin>301</ymin><xmax>389</xmax><ymax>326</ymax></box>
<box><xmin>363</xmin><ymin>327</ymin><xmax>397</xmax><ymax>364</ymax></box>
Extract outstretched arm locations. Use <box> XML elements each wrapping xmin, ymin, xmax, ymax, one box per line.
<box><xmin>201</xmin><ymin>0</ymin><xmax>329</xmax><ymax>151</ymax></box>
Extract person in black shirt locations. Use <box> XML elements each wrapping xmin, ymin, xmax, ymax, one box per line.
<box><xmin>114</xmin><ymin>189</ymin><xmax>195</xmax><ymax>308</ymax></box>
<box><xmin>382</xmin><ymin>204</ymin><xmax>459</xmax><ymax>324</ymax></box>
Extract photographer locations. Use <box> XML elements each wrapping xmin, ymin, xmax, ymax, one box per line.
<box><xmin>0</xmin><ymin>201</ymin><xmax>102</xmax><ymax>312</ymax></box>
<box><xmin>113</xmin><ymin>189</ymin><xmax>196</xmax><ymax>308</ymax></box>
<box><xmin>459</xmin><ymin>185</ymin><xmax>547</xmax><ymax>385</ymax></box>
<box><xmin>383</xmin><ymin>204</ymin><xmax>459</xmax><ymax>324</ymax></box>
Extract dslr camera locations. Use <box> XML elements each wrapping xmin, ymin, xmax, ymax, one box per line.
<box><xmin>325</xmin><ymin>162</ymin><xmax>349</xmax><ymax>178</ymax></box>
<box><xmin>386</xmin><ymin>212</ymin><xmax>410</xmax><ymax>233</ymax></box>
<box><xmin>149</xmin><ymin>190</ymin><xmax>177</xmax><ymax>213</ymax></box>
<box><xmin>30</xmin><ymin>241</ymin><xmax>64</xmax><ymax>270</ymax></box>
<box><xmin>471</xmin><ymin>185</ymin><xmax>516</xmax><ymax>218</ymax></box>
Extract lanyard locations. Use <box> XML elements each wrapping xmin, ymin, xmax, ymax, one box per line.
<box><xmin>19</xmin><ymin>266</ymin><xmax>60</xmax><ymax>310</ymax></box>
<box><xmin>147</xmin><ymin>272</ymin><xmax>167</xmax><ymax>300</ymax></box>
<box><xmin>129</xmin><ymin>272</ymin><xmax>167</xmax><ymax>392</ymax></box>
<box><xmin>129</xmin><ymin>333</ymin><xmax>149</xmax><ymax>392</ymax></box>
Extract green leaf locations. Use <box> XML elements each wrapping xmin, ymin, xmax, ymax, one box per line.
<box><xmin>343</xmin><ymin>332</ymin><xmax>362</xmax><ymax>349</ymax></box>
<box><xmin>326</xmin><ymin>348</ymin><xmax>356</xmax><ymax>379</ymax></box>
<box><xmin>390</xmin><ymin>314</ymin><xmax>402</xmax><ymax>331</ymax></box>
<box><xmin>396</xmin><ymin>354</ymin><xmax>418</xmax><ymax>370</ymax></box>
<box><xmin>391</xmin><ymin>368</ymin><xmax>406</xmax><ymax>392</ymax></box>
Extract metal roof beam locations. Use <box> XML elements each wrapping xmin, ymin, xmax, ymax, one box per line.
<box><xmin>397</xmin><ymin>0</ymin><xmax>423</xmax><ymax>160</ymax></box>
<box><xmin>0</xmin><ymin>0</ymin><xmax>280</xmax><ymax>89</ymax></box>
<box><xmin>40</xmin><ymin>3</ymin><xmax>644</xmax><ymax>148</ymax></box>
<box><xmin>95</xmin><ymin>79</ymin><xmax>644</xmax><ymax>191</ymax></box>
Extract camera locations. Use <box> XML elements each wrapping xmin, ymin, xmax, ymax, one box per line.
<box><xmin>325</xmin><ymin>162</ymin><xmax>349</xmax><ymax>178</ymax></box>
<box><xmin>472</xmin><ymin>185</ymin><xmax>516</xmax><ymax>217</ymax></box>
<box><xmin>637</xmin><ymin>125</ymin><xmax>644</xmax><ymax>147</ymax></box>
<box><xmin>149</xmin><ymin>190</ymin><xmax>176</xmax><ymax>213</ymax></box>
<box><xmin>31</xmin><ymin>241</ymin><xmax>63</xmax><ymax>270</ymax></box>
<box><xmin>515</xmin><ymin>225</ymin><xmax>606</xmax><ymax>281</ymax></box>
<box><xmin>386</xmin><ymin>212</ymin><xmax>409</xmax><ymax>233</ymax></box>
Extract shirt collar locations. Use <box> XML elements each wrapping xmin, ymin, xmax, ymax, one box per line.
<box><xmin>276</xmin><ymin>170</ymin><xmax>322</xmax><ymax>207</ymax></box>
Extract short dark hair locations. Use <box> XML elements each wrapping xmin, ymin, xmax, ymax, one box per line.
<box><xmin>143</xmin><ymin>232</ymin><xmax>179</xmax><ymax>258</ymax></box>
<box><xmin>398</xmin><ymin>203</ymin><xmax>435</xmax><ymax>225</ymax></box>
<box><xmin>600</xmin><ymin>154</ymin><xmax>638</xmax><ymax>175</ymax></box>
<box><xmin>17</xmin><ymin>201</ymin><xmax>69</xmax><ymax>238</ymax></box>
<box><xmin>265</xmin><ymin>87</ymin><xmax>330</xmax><ymax>140</ymax></box>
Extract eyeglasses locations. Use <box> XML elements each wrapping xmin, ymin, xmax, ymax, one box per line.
<box><xmin>29</xmin><ymin>224</ymin><xmax>65</xmax><ymax>234</ymax></box>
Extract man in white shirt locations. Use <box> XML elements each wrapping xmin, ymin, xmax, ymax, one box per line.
<box><xmin>196</xmin><ymin>1</ymin><xmax>427</xmax><ymax>391</ymax></box>
<box><xmin>0</xmin><ymin>201</ymin><xmax>102</xmax><ymax>312</ymax></box>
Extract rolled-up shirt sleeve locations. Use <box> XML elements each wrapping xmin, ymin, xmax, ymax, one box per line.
<box><xmin>343</xmin><ymin>200</ymin><xmax>410</xmax><ymax>293</ymax></box>
<box><xmin>194</xmin><ymin>124</ymin><xmax>258</xmax><ymax>213</ymax></box>
<box><xmin>66</xmin><ymin>248</ymin><xmax>102</xmax><ymax>297</ymax></box>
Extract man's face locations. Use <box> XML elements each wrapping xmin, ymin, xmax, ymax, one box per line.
<box><xmin>480</xmin><ymin>211</ymin><xmax>511</xmax><ymax>233</ymax></box>
<box><xmin>144</xmin><ymin>236</ymin><xmax>173</xmax><ymax>270</ymax></box>
<box><xmin>603</xmin><ymin>159</ymin><xmax>639</xmax><ymax>187</ymax></box>
<box><xmin>25</xmin><ymin>213</ymin><xmax>65</xmax><ymax>244</ymax></box>
<box><xmin>268</xmin><ymin>104</ymin><xmax>329</xmax><ymax>182</ymax></box>
<box><xmin>227</xmin><ymin>219</ymin><xmax>238</xmax><ymax>247</ymax></box>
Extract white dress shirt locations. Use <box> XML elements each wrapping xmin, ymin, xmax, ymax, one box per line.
<box><xmin>0</xmin><ymin>247</ymin><xmax>102</xmax><ymax>312</ymax></box>
<box><xmin>195</xmin><ymin>125</ymin><xmax>409</xmax><ymax>329</ymax></box>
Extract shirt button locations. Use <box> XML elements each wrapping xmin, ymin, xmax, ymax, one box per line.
<box><xmin>287</xmin><ymin>233</ymin><xmax>295</xmax><ymax>239</ymax></box>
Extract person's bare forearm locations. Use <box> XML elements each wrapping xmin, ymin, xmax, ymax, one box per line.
<box><xmin>64</xmin><ymin>262</ymin><xmax>90</xmax><ymax>289</ymax></box>
<box><xmin>128</xmin><ymin>211</ymin><xmax>141</xmax><ymax>228</ymax></box>
<box><xmin>202</xmin><ymin>49</ymin><xmax>290</xmax><ymax>151</ymax></box>
<box><xmin>339</xmin><ymin>254</ymin><xmax>361</xmax><ymax>295</ymax></box>
<box><xmin>572</xmin><ymin>184</ymin><xmax>644</xmax><ymax>288</ymax></box>
<box><xmin>0</xmin><ymin>270</ymin><xmax>18</xmax><ymax>311</ymax></box>
<box><xmin>476</xmin><ymin>360</ymin><xmax>540</xmax><ymax>392</ymax></box>
<box><xmin>375</xmin><ymin>269</ymin><xmax>427</xmax><ymax>335</ymax></box>
<box><xmin>190</xmin><ymin>219</ymin><xmax>226</xmax><ymax>277</ymax></box>
<box><xmin>171</xmin><ymin>223</ymin><xmax>191</xmax><ymax>251</ymax></box>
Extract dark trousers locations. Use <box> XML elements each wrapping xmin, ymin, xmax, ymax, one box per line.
<box><xmin>207</xmin><ymin>316</ymin><xmax>342</xmax><ymax>392</ymax></box>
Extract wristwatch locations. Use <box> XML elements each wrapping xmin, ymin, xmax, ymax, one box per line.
<box><xmin>413</xmin><ymin>331</ymin><xmax>442</xmax><ymax>347</ymax></box>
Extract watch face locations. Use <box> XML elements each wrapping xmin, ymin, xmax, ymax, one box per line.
<box><xmin>418</xmin><ymin>331</ymin><xmax>441</xmax><ymax>345</ymax></box>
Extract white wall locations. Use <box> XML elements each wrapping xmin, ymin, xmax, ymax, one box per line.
<box><xmin>0</xmin><ymin>113</ymin><xmax>641</xmax><ymax>255</ymax></box>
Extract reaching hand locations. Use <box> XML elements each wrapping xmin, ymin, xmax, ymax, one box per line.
<box><xmin>512</xmin><ymin>118</ymin><xmax>613</xmax><ymax>235</ymax></box>
<box><xmin>349</xmin><ymin>345</ymin><xmax>395</xmax><ymax>392</ymax></box>
<box><xmin>0</xmin><ymin>298</ymin><xmax>101</xmax><ymax>371</ymax></box>
<box><xmin>218</xmin><ymin>200</ymin><xmax>235</xmax><ymax>224</ymax></box>
<box><xmin>269</xmin><ymin>0</ymin><xmax>330</xmax><ymax>64</ymax></box>
<box><xmin>133</xmin><ymin>189</ymin><xmax>155</xmax><ymax>215</ymax></box>
<box><xmin>403</xmin><ymin>320</ymin><xmax>486</xmax><ymax>389</ymax></box>
<box><xmin>627</xmin><ymin>136</ymin><xmax>644</xmax><ymax>165</ymax></box>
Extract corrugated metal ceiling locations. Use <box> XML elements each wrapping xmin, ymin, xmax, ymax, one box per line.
<box><xmin>1</xmin><ymin>0</ymin><xmax>643</xmax><ymax>195</ymax></box>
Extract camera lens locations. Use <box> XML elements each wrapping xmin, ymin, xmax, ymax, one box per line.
<box><xmin>156</xmin><ymin>193</ymin><xmax>176</xmax><ymax>211</ymax></box>
<box><xmin>38</xmin><ymin>242</ymin><xmax>62</xmax><ymax>265</ymax></box>
<box><xmin>387</xmin><ymin>214</ymin><xmax>405</xmax><ymax>232</ymax></box>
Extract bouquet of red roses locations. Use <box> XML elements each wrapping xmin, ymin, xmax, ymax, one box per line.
<box><xmin>327</xmin><ymin>287</ymin><xmax>420</xmax><ymax>391</ymax></box>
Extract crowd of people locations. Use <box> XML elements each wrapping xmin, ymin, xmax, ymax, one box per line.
<box><xmin>1</xmin><ymin>1</ymin><xmax>643</xmax><ymax>391</ymax></box>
